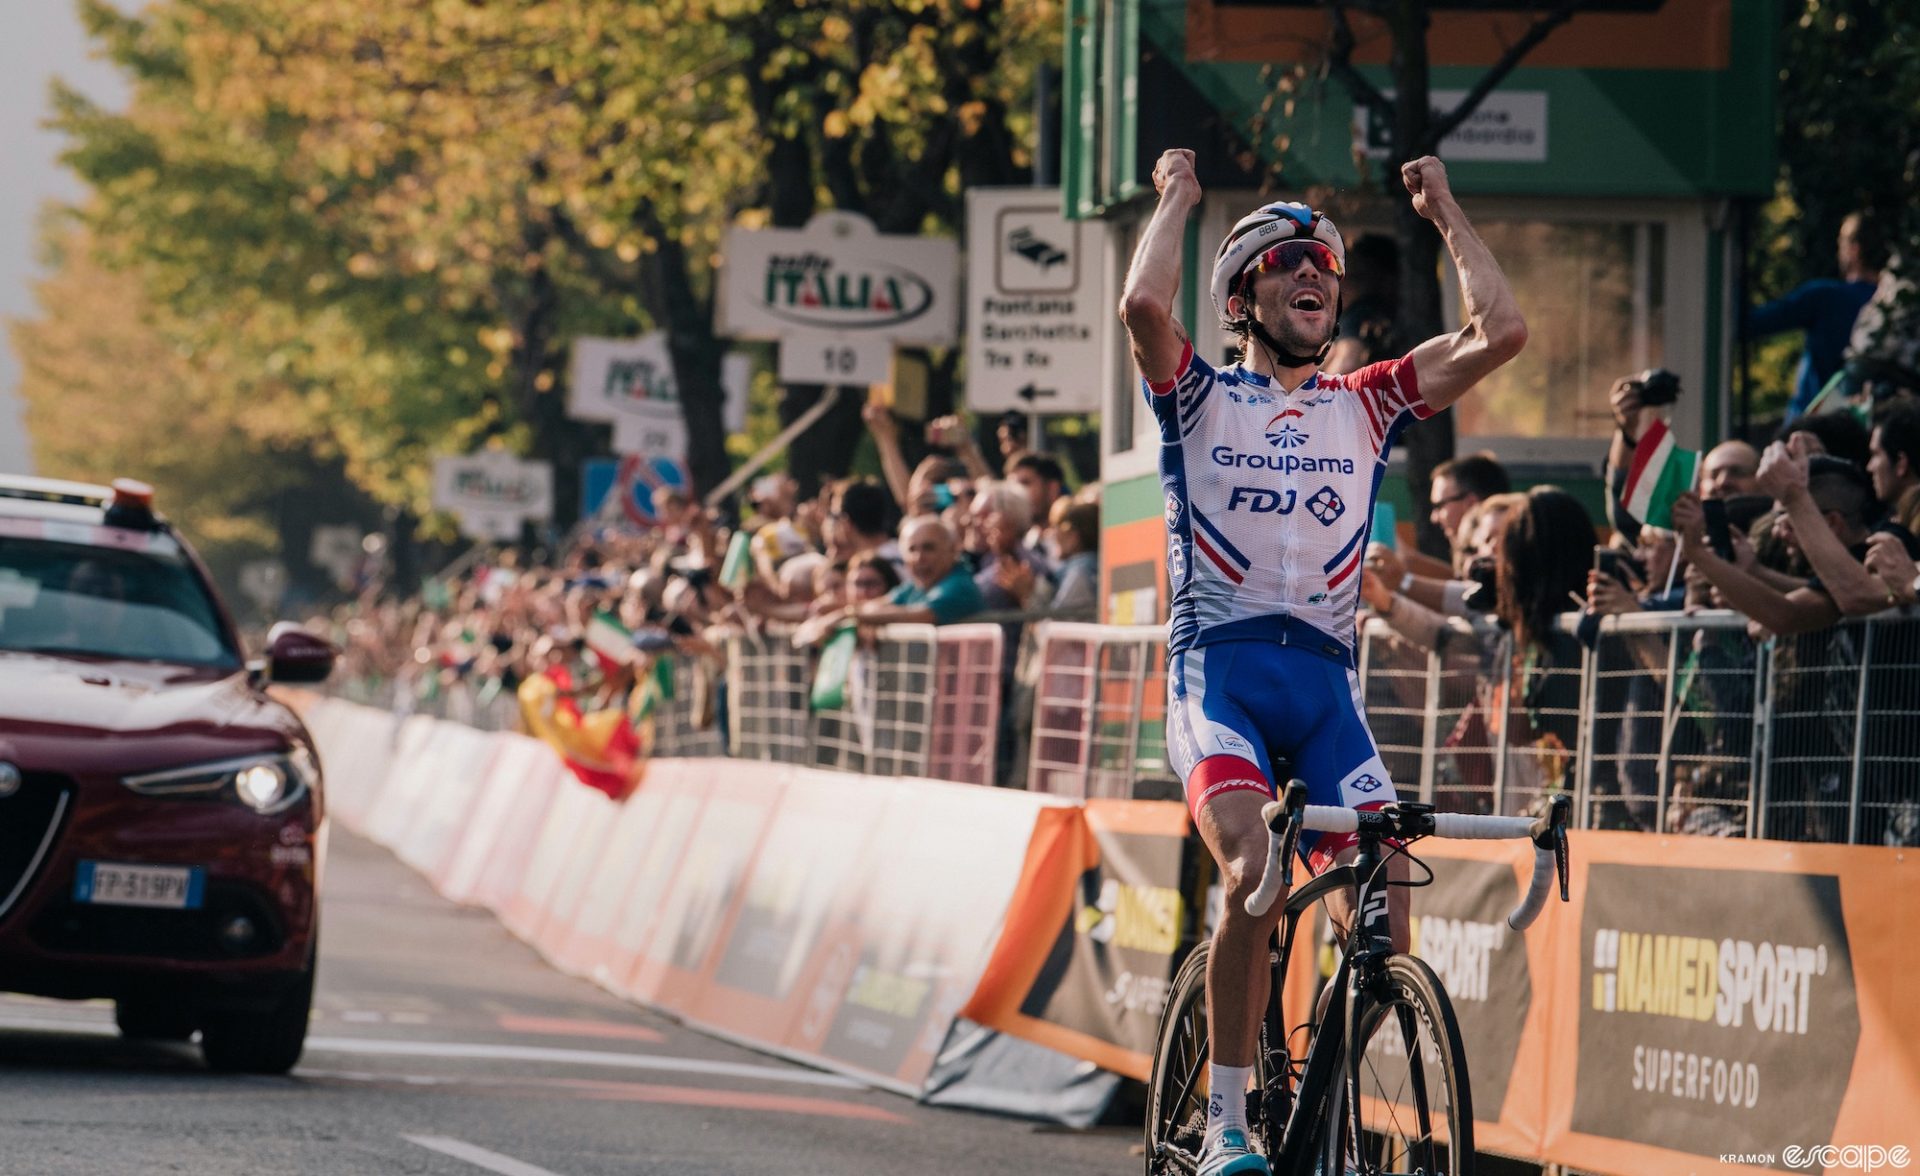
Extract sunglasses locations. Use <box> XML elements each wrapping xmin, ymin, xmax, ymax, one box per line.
<box><xmin>1244</xmin><ymin>239</ymin><xmax>1344</xmax><ymax>284</ymax></box>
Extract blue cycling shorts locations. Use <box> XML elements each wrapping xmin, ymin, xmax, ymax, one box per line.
<box><xmin>1167</xmin><ymin>639</ymin><xmax>1398</xmax><ymax>869</ymax></box>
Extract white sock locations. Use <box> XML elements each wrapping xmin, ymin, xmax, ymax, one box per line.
<box><xmin>1204</xmin><ymin>1062</ymin><xmax>1254</xmax><ymax>1150</ymax></box>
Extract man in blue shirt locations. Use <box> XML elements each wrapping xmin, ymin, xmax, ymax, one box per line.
<box><xmin>1748</xmin><ymin>212</ymin><xmax>1884</xmax><ymax>419</ymax></box>
<box><xmin>856</xmin><ymin>516</ymin><xmax>982</xmax><ymax>625</ymax></box>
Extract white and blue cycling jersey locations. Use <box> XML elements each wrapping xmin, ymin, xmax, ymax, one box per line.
<box><xmin>1145</xmin><ymin>341</ymin><xmax>1432</xmax><ymax>665</ymax></box>
<box><xmin>1144</xmin><ymin>342</ymin><xmax>1432</xmax><ymax>847</ymax></box>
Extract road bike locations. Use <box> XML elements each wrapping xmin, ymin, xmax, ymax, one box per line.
<box><xmin>1145</xmin><ymin>784</ymin><xmax>1570</xmax><ymax>1175</ymax></box>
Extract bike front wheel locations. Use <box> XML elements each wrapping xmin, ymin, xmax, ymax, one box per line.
<box><xmin>1321</xmin><ymin>954</ymin><xmax>1474</xmax><ymax>1176</ymax></box>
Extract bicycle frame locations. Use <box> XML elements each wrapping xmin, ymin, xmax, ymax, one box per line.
<box><xmin>1258</xmin><ymin>811</ymin><xmax>1402</xmax><ymax>1172</ymax></box>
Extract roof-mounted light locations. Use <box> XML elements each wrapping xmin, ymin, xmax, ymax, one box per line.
<box><xmin>103</xmin><ymin>478</ymin><xmax>158</xmax><ymax>529</ymax></box>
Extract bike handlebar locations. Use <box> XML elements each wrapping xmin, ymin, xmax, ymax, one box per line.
<box><xmin>1242</xmin><ymin>791</ymin><xmax>1571</xmax><ymax>930</ymax></box>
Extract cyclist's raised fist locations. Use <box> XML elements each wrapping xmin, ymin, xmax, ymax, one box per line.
<box><xmin>1153</xmin><ymin>150</ymin><xmax>1199</xmax><ymax>200</ymax></box>
<box><xmin>1401</xmin><ymin>156</ymin><xmax>1454</xmax><ymax>220</ymax></box>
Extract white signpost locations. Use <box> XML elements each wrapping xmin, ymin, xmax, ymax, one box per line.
<box><xmin>569</xmin><ymin>334</ymin><xmax>751</xmax><ymax>457</ymax></box>
<box><xmin>431</xmin><ymin>452</ymin><xmax>554</xmax><ymax>542</ymax></box>
<box><xmin>719</xmin><ymin>210</ymin><xmax>959</xmax><ymax>386</ymax></box>
<box><xmin>964</xmin><ymin>188</ymin><xmax>1108</xmax><ymax>414</ymax></box>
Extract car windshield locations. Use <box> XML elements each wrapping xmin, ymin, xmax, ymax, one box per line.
<box><xmin>0</xmin><ymin>536</ymin><xmax>239</xmax><ymax>666</ymax></box>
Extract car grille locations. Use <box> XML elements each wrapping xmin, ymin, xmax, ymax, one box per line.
<box><xmin>0</xmin><ymin>772</ymin><xmax>73</xmax><ymax>923</ymax></box>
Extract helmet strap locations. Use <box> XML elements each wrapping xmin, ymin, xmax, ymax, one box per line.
<box><xmin>1239</xmin><ymin>300</ymin><xmax>1340</xmax><ymax>370</ymax></box>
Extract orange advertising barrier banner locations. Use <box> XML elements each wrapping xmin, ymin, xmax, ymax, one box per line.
<box><xmin>971</xmin><ymin>818</ymin><xmax>1920</xmax><ymax>1170</ymax></box>
<box><xmin>1358</xmin><ymin>833</ymin><xmax>1920</xmax><ymax>1174</ymax></box>
<box><xmin>964</xmin><ymin>799</ymin><xmax>1191</xmax><ymax>1081</ymax></box>
<box><xmin>296</xmin><ymin>698</ymin><xmax>1920</xmax><ymax>1158</ymax></box>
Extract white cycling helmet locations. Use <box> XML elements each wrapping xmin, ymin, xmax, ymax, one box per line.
<box><xmin>1210</xmin><ymin>201</ymin><xmax>1345</xmax><ymax>329</ymax></box>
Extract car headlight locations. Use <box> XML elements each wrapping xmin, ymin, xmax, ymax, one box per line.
<box><xmin>123</xmin><ymin>751</ymin><xmax>314</xmax><ymax>814</ymax></box>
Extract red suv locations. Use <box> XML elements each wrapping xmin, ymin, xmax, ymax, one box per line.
<box><xmin>0</xmin><ymin>476</ymin><xmax>334</xmax><ymax>1073</ymax></box>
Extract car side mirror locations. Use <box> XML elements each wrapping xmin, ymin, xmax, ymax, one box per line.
<box><xmin>264</xmin><ymin>622</ymin><xmax>335</xmax><ymax>684</ymax></box>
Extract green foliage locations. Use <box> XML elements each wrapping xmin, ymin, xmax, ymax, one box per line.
<box><xmin>30</xmin><ymin>0</ymin><xmax>1062</xmax><ymax>529</ymax></box>
<box><xmin>1749</xmin><ymin>0</ymin><xmax>1920</xmax><ymax>404</ymax></box>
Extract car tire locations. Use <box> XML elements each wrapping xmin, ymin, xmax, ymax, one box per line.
<box><xmin>115</xmin><ymin>998</ymin><xmax>198</xmax><ymax>1043</ymax></box>
<box><xmin>199</xmin><ymin>960</ymin><xmax>313</xmax><ymax>1075</ymax></box>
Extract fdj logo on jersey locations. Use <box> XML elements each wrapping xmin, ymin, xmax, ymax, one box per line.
<box><xmin>1227</xmin><ymin>486</ymin><xmax>1298</xmax><ymax>514</ymax></box>
<box><xmin>1307</xmin><ymin>486</ymin><xmax>1346</xmax><ymax>525</ymax></box>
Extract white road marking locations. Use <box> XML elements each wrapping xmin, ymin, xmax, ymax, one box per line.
<box><xmin>404</xmin><ymin>1135</ymin><xmax>568</xmax><ymax>1176</ymax></box>
<box><xmin>306</xmin><ymin>1036</ymin><xmax>865</xmax><ymax>1090</ymax></box>
<box><xmin>0</xmin><ymin>1012</ymin><xmax>865</xmax><ymax>1094</ymax></box>
<box><xmin>0</xmin><ymin>1013</ymin><xmax>117</xmax><ymax>1036</ymax></box>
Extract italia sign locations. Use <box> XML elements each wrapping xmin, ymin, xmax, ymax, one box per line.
<box><xmin>431</xmin><ymin>452</ymin><xmax>554</xmax><ymax>541</ymax></box>
<box><xmin>569</xmin><ymin>334</ymin><xmax>750</xmax><ymax>457</ymax></box>
<box><xmin>719</xmin><ymin>211</ymin><xmax>958</xmax><ymax>385</ymax></box>
<box><xmin>759</xmin><ymin>254</ymin><xmax>934</xmax><ymax>331</ymax></box>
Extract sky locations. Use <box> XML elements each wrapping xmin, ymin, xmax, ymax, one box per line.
<box><xmin>0</xmin><ymin>1</ymin><xmax>131</xmax><ymax>474</ymax></box>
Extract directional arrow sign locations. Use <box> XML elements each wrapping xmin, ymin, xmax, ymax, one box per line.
<box><xmin>963</xmin><ymin>189</ymin><xmax>1106</xmax><ymax>414</ymax></box>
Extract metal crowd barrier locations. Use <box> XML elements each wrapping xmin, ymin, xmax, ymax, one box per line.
<box><xmin>647</xmin><ymin>654</ymin><xmax>727</xmax><ymax>759</ymax></box>
<box><xmin>1023</xmin><ymin>622</ymin><xmax>1173</xmax><ymax>800</ymax></box>
<box><xmin>725</xmin><ymin>622</ymin><xmax>1005</xmax><ymax>787</ymax></box>
<box><xmin>1010</xmin><ymin>610</ymin><xmax>1915</xmax><ymax>845</ymax></box>
<box><xmin>344</xmin><ymin>606</ymin><xmax>1919</xmax><ymax>846</ymax></box>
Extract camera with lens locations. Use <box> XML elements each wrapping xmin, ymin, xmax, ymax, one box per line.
<box><xmin>1627</xmin><ymin>367</ymin><xmax>1682</xmax><ymax>407</ymax></box>
<box><xmin>1461</xmin><ymin>555</ymin><xmax>1499</xmax><ymax>613</ymax></box>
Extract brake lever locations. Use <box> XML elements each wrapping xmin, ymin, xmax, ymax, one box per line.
<box><xmin>1278</xmin><ymin>780</ymin><xmax>1307</xmax><ymax>891</ymax></box>
<box><xmin>1550</xmin><ymin>794</ymin><xmax>1570</xmax><ymax>902</ymax></box>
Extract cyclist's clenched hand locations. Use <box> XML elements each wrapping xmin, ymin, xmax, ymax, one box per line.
<box><xmin>1152</xmin><ymin>150</ymin><xmax>1200</xmax><ymax>201</ymax></box>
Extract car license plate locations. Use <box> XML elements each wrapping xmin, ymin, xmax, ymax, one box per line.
<box><xmin>73</xmin><ymin>862</ymin><xmax>204</xmax><ymax>910</ymax></box>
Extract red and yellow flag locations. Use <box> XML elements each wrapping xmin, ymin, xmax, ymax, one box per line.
<box><xmin>518</xmin><ymin>664</ymin><xmax>644</xmax><ymax>800</ymax></box>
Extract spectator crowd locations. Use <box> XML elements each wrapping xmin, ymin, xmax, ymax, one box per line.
<box><xmin>320</xmin><ymin>205</ymin><xmax>1918</xmax><ymax>846</ymax></box>
<box><xmin>326</xmin><ymin>409</ymin><xmax>1101</xmax><ymax>739</ymax></box>
<box><xmin>1353</xmin><ymin>381</ymin><xmax>1920</xmax><ymax>845</ymax></box>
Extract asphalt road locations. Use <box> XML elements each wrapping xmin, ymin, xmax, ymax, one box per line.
<box><xmin>0</xmin><ymin>829</ymin><xmax>1135</xmax><ymax>1175</ymax></box>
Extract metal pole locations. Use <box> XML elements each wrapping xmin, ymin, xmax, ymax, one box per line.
<box><xmin>1122</xmin><ymin>638</ymin><xmax>1147</xmax><ymax>799</ymax></box>
<box><xmin>1847</xmin><ymin>620</ymin><xmax>1874</xmax><ymax>844</ymax></box>
<box><xmin>1573</xmin><ymin>625</ymin><xmax>1599</xmax><ymax>830</ymax></box>
<box><xmin>1747</xmin><ymin>637</ymin><xmax>1771</xmax><ymax>840</ymax></box>
<box><xmin>1492</xmin><ymin>634</ymin><xmax>1511</xmax><ymax>816</ymax></box>
<box><xmin>1078</xmin><ymin>637</ymin><xmax>1101</xmax><ymax>801</ymax></box>
<box><xmin>1655</xmin><ymin>626</ymin><xmax>1681</xmax><ymax>833</ymax></box>
<box><xmin>701</xmin><ymin>386</ymin><xmax>844</xmax><ymax>508</ymax></box>
<box><xmin>1418</xmin><ymin>646</ymin><xmax>1441</xmax><ymax>805</ymax></box>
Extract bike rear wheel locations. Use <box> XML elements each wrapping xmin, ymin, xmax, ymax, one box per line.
<box><xmin>1144</xmin><ymin>942</ymin><xmax>1275</xmax><ymax>1175</ymax></box>
<box><xmin>1321</xmin><ymin>955</ymin><xmax>1474</xmax><ymax>1176</ymax></box>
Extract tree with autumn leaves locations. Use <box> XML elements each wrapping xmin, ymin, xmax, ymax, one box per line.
<box><xmin>17</xmin><ymin>0</ymin><xmax>1060</xmax><ymax>577</ymax></box>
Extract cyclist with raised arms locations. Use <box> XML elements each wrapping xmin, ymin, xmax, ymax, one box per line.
<box><xmin>1119</xmin><ymin>150</ymin><xmax>1526</xmax><ymax>1176</ymax></box>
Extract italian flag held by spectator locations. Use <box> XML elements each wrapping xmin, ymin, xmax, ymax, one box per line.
<box><xmin>584</xmin><ymin>609</ymin><xmax>633</xmax><ymax>676</ymax></box>
<box><xmin>1622</xmin><ymin>419</ymin><xmax>1700</xmax><ymax>528</ymax></box>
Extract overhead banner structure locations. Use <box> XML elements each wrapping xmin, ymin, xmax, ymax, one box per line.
<box><xmin>718</xmin><ymin>211</ymin><xmax>959</xmax><ymax>387</ymax></box>
<box><xmin>430</xmin><ymin>452</ymin><xmax>554</xmax><ymax>541</ymax></box>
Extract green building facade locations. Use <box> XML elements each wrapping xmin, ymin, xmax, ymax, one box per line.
<box><xmin>1065</xmin><ymin>0</ymin><xmax>1777</xmax><ymax>622</ymax></box>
